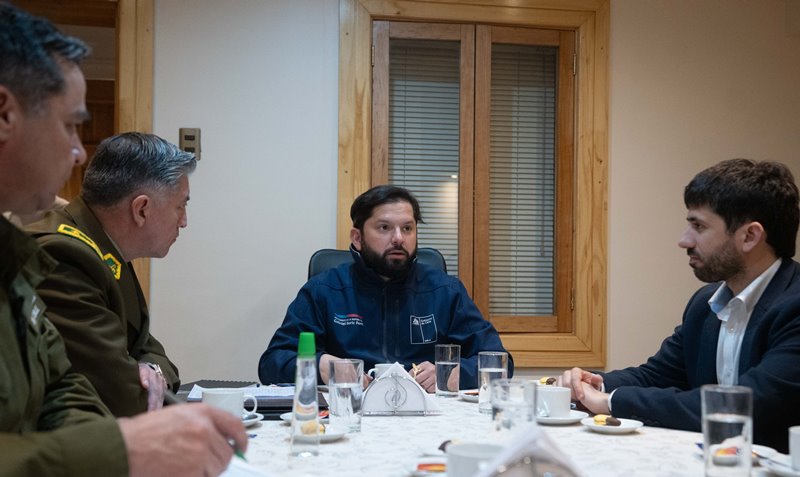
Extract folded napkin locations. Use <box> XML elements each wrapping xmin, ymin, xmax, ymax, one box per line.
<box><xmin>362</xmin><ymin>362</ymin><xmax>441</xmax><ymax>415</ymax></box>
<box><xmin>473</xmin><ymin>423</ymin><xmax>583</xmax><ymax>477</ymax></box>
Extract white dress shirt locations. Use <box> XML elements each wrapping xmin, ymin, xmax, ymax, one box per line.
<box><xmin>710</xmin><ymin>258</ymin><xmax>781</xmax><ymax>385</ymax></box>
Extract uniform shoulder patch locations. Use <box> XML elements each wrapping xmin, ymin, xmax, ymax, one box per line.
<box><xmin>56</xmin><ymin>224</ymin><xmax>122</xmax><ymax>280</ymax></box>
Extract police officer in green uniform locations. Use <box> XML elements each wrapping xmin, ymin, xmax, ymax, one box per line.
<box><xmin>27</xmin><ymin>132</ymin><xmax>192</xmax><ymax>416</ymax></box>
<box><xmin>0</xmin><ymin>5</ymin><xmax>246</xmax><ymax>476</ymax></box>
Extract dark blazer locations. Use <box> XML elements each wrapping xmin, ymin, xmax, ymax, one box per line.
<box><xmin>604</xmin><ymin>259</ymin><xmax>800</xmax><ymax>452</ymax></box>
<box><xmin>25</xmin><ymin>199</ymin><xmax>179</xmax><ymax>417</ymax></box>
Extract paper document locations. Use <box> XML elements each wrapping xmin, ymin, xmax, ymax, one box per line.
<box><xmin>187</xmin><ymin>385</ymin><xmax>294</xmax><ymax>401</ymax></box>
<box><xmin>221</xmin><ymin>457</ymin><xmax>275</xmax><ymax>477</ymax></box>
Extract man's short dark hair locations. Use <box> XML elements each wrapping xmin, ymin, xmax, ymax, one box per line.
<box><xmin>684</xmin><ymin>159</ymin><xmax>799</xmax><ymax>258</ymax></box>
<box><xmin>81</xmin><ymin>132</ymin><xmax>197</xmax><ymax>207</ymax></box>
<box><xmin>350</xmin><ymin>185</ymin><xmax>424</xmax><ymax>230</ymax></box>
<box><xmin>0</xmin><ymin>3</ymin><xmax>89</xmax><ymax>114</ymax></box>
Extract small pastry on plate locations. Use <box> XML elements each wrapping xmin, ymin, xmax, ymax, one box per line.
<box><xmin>593</xmin><ymin>414</ymin><xmax>621</xmax><ymax>426</ymax></box>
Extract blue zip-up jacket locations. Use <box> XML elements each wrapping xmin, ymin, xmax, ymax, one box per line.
<box><xmin>258</xmin><ymin>248</ymin><xmax>512</xmax><ymax>388</ymax></box>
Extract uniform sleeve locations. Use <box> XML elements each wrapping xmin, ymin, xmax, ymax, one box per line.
<box><xmin>136</xmin><ymin>332</ymin><xmax>181</xmax><ymax>391</ymax></box>
<box><xmin>35</xmin><ymin>238</ymin><xmax>148</xmax><ymax>417</ymax></box>
<box><xmin>446</xmin><ymin>279</ymin><xmax>514</xmax><ymax>389</ymax></box>
<box><xmin>0</xmin><ymin>418</ymin><xmax>128</xmax><ymax>477</ymax></box>
<box><xmin>1</xmin><ymin>315</ymin><xmax>128</xmax><ymax>476</ymax></box>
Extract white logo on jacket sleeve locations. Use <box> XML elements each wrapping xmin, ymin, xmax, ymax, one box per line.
<box><xmin>410</xmin><ymin>314</ymin><xmax>437</xmax><ymax>344</ymax></box>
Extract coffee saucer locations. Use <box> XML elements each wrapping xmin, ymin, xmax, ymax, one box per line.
<box><xmin>458</xmin><ymin>389</ymin><xmax>479</xmax><ymax>403</ymax></box>
<box><xmin>537</xmin><ymin>410</ymin><xmax>587</xmax><ymax>425</ymax></box>
<box><xmin>242</xmin><ymin>412</ymin><xmax>263</xmax><ymax>427</ymax></box>
<box><xmin>580</xmin><ymin>417</ymin><xmax>643</xmax><ymax>434</ymax></box>
<box><xmin>279</xmin><ymin>411</ymin><xmax>329</xmax><ymax>425</ymax></box>
<box><xmin>762</xmin><ymin>457</ymin><xmax>800</xmax><ymax>477</ymax></box>
<box><xmin>409</xmin><ymin>457</ymin><xmax>447</xmax><ymax>476</ymax></box>
<box><xmin>292</xmin><ymin>426</ymin><xmax>347</xmax><ymax>443</ymax></box>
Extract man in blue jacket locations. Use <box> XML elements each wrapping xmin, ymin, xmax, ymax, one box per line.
<box><xmin>259</xmin><ymin>185</ymin><xmax>512</xmax><ymax>391</ymax></box>
<box><xmin>559</xmin><ymin>159</ymin><xmax>800</xmax><ymax>452</ymax></box>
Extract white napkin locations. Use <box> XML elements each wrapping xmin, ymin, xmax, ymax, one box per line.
<box><xmin>220</xmin><ymin>456</ymin><xmax>276</xmax><ymax>477</ymax></box>
<box><xmin>473</xmin><ymin>424</ymin><xmax>583</xmax><ymax>477</ymax></box>
<box><xmin>362</xmin><ymin>362</ymin><xmax>441</xmax><ymax>415</ymax></box>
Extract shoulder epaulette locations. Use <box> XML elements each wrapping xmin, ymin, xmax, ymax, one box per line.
<box><xmin>56</xmin><ymin>224</ymin><xmax>122</xmax><ymax>280</ymax></box>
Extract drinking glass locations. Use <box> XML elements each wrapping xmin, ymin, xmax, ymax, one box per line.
<box><xmin>490</xmin><ymin>379</ymin><xmax>537</xmax><ymax>437</ymax></box>
<box><xmin>701</xmin><ymin>385</ymin><xmax>752</xmax><ymax>476</ymax></box>
<box><xmin>478</xmin><ymin>351</ymin><xmax>508</xmax><ymax>414</ymax></box>
<box><xmin>328</xmin><ymin>358</ymin><xmax>364</xmax><ymax>433</ymax></box>
<box><xmin>435</xmin><ymin>344</ymin><xmax>461</xmax><ymax>397</ymax></box>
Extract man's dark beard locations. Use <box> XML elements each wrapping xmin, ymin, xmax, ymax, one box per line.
<box><xmin>688</xmin><ymin>238</ymin><xmax>744</xmax><ymax>283</ymax></box>
<box><xmin>361</xmin><ymin>242</ymin><xmax>416</xmax><ymax>280</ymax></box>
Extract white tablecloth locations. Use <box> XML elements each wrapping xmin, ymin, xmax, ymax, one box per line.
<box><xmin>240</xmin><ymin>396</ymin><xmax>772</xmax><ymax>476</ymax></box>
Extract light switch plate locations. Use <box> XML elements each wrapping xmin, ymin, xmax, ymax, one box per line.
<box><xmin>179</xmin><ymin>128</ymin><xmax>201</xmax><ymax>160</ymax></box>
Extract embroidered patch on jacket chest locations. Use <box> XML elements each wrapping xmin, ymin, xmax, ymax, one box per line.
<box><xmin>410</xmin><ymin>314</ymin><xmax>437</xmax><ymax>344</ymax></box>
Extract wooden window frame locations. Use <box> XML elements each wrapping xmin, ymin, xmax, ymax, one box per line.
<box><xmin>339</xmin><ymin>0</ymin><xmax>609</xmax><ymax>368</ymax></box>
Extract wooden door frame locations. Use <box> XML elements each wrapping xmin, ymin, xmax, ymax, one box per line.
<box><xmin>14</xmin><ymin>0</ymin><xmax>155</xmax><ymax>298</ymax></box>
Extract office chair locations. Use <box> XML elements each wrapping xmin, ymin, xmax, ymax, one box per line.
<box><xmin>308</xmin><ymin>247</ymin><xmax>447</xmax><ymax>279</ymax></box>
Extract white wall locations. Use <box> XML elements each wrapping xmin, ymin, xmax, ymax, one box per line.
<box><xmin>149</xmin><ymin>0</ymin><xmax>800</xmax><ymax>383</ymax></box>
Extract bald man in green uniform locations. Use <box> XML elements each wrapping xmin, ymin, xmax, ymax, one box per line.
<box><xmin>27</xmin><ymin>132</ymin><xmax>190</xmax><ymax>416</ymax></box>
<box><xmin>0</xmin><ymin>4</ymin><xmax>245</xmax><ymax>476</ymax></box>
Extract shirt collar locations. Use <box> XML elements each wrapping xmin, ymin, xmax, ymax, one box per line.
<box><xmin>708</xmin><ymin>258</ymin><xmax>782</xmax><ymax>315</ymax></box>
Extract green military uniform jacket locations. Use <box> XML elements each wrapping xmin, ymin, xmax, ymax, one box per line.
<box><xmin>1</xmin><ymin>217</ymin><xmax>127</xmax><ymax>476</ymax></box>
<box><xmin>26</xmin><ymin>199</ymin><xmax>180</xmax><ymax>417</ymax></box>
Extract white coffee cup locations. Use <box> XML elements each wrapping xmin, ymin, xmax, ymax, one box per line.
<box><xmin>791</xmin><ymin>425</ymin><xmax>800</xmax><ymax>470</ymax></box>
<box><xmin>446</xmin><ymin>442</ymin><xmax>503</xmax><ymax>477</ymax></box>
<box><xmin>367</xmin><ymin>363</ymin><xmax>393</xmax><ymax>379</ymax></box>
<box><xmin>536</xmin><ymin>385</ymin><xmax>571</xmax><ymax>418</ymax></box>
<box><xmin>202</xmin><ymin>388</ymin><xmax>258</xmax><ymax>417</ymax></box>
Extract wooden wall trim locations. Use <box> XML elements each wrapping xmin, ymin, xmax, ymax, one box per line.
<box><xmin>338</xmin><ymin>0</ymin><xmax>609</xmax><ymax>368</ymax></box>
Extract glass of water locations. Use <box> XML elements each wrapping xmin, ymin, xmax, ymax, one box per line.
<box><xmin>701</xmin><ymin>385</ymin><xmax>752</xmax><ymax>477</ymax></box>
<box><xmin>490</xmin><ymin>379</ymin><xmax>537</xmax><ymax>437</ymax></box>
<box><xmin>435</xmin><ymin>344</ymin><xmax>460</xmax><ymax>397</ymax></box>
<box><xmin>328</xmin><ymin>358</ymin><xmax>364</xmax><ymax>433</ymax></box>
<box><xmin>478</xmin><ymin>351</ymin><xmax>508</xmax><ymax>414</ymax></box>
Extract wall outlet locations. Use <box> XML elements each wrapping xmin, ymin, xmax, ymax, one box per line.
<box><xmin>179</xmin><ymin>128</ymin><xmax>201</xmax><ymax>160</ymax></box>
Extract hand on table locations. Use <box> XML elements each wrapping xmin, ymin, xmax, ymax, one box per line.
<box><xmin>412</xmin><ymin>361</ymin><xmax>436</xmax><ymax>393</ymax></box>
<box><xmin>575</xmin><ymin>382</ymin><xmax>611</xmax><ymax>415</ymax></box>
<box><xmin>119</xmin><ymin>403</ymin><xmax>247</xmax><ymax>477</ymax></box>
<box><xmin>557</xmin><ymin>367</ymin><xmax>604</xmax><ymax>401</ymax></box>
<box><xmin>138</xmin><ymin>363</ymin><xmax>167</xmax><ymax>411</ymax></box>
<box><xmin>318</xmin><ymin>353</ymin><xmax>340</xmax><ymax>385</ymax></box>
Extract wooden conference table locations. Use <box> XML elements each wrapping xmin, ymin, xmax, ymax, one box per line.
<box><xmin>233</xmin><ymin>394</ymin><xmax>779</xmax><ymax>477</ymax></box>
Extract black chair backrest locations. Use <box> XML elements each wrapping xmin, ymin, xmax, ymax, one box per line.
<box><xmin>308</xmin><ymin>247</ymin><xmax>447</xmax><ymax>279</ymax></box>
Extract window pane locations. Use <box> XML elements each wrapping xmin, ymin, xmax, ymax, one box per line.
<box><xmin>388</xmin><ymin>39</ymin><xmax>460</xmax><ymax>274</ymax></box>
<box><xmin>489</xmin><ymin>44</ymin><xmax>557</xmax><ymax>315</ymax></box>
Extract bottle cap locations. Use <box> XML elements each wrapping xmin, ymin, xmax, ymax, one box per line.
<box><xmin>297</xmin><ymin>332</ymin><xmax>316</xmax><ymax>357</ymax></box>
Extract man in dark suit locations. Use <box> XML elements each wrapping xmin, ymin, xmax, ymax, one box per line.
<box><xmin>26</xmin><ymin>132</ymin><xmax>192</xmax><ymax>416</ymax></box>
<box><xmin>560</xmin><ymin>159</ymin><xmax>800</xmax><ymax>452</ymax></box>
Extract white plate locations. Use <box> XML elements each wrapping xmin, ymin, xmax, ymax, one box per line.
<box><xmin>409</xmin><ymin>456</ymin><xmax>447</xmax><ymax>476</ymax></box>
<box><xmin>580</xmin><ymin>417</ymin><xmax>643</xmax><ymax>434</ymax></box>
<box><xmin>242</xmin><ymin>412</ymin><xmax>263</xmax><ymax>427</ymax></box>
<box><xmin>279</xmin><ymin>412</ymin><xmax>329</xmax><ymax>425</ymax></box>
<box><xmin>292</xmin><ymin>426</ymin><xmax>347</xmax><ymax>443</ymax></box>
<box><xmin>538</xmin><ymin>410</ymin><xmax>588</xmax><ymax>425</ymax></box>
<box><xmin>762</xmin><ymin>457</ymin><xmax>800</xmax><ymax>477</ymax></box>
<box><xmin>458</xmin><ymin>389</ymin><xmax>479</xmax><ymax>402</ymax></box>
<box><xmin>694</xmin><ymin>443</ymin><xmax>777</xmax><ymax>464</ymax></box>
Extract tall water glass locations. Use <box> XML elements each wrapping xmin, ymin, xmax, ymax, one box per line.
<box><xmin>329</xmin><ymin>358</ymin><xmax>364</xmax><ymax>433</ymax></box>
<box><xmin>478</xmin><ymin>351</ymin><xmax>508</xmax><ymax>414</ymax></box>
<box><xmin>701</xmin><ymin>385</ymin><xmax>752</xmax><ymax>477</ymax></box>
<box><xmin>435</xmin><ymin>344</ymin><xmax>461</xmax><ymax>397</ymax></box>
<box><xmin>490</xmin><ymin>379</ymin><xmax>537</xmax><ymax>438</ymax></box>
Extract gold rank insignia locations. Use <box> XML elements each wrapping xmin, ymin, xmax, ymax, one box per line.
<box><xmin>56</xmin><ymin>224</ymin><xmax>122</xmax><ymax>280</ymax></box>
